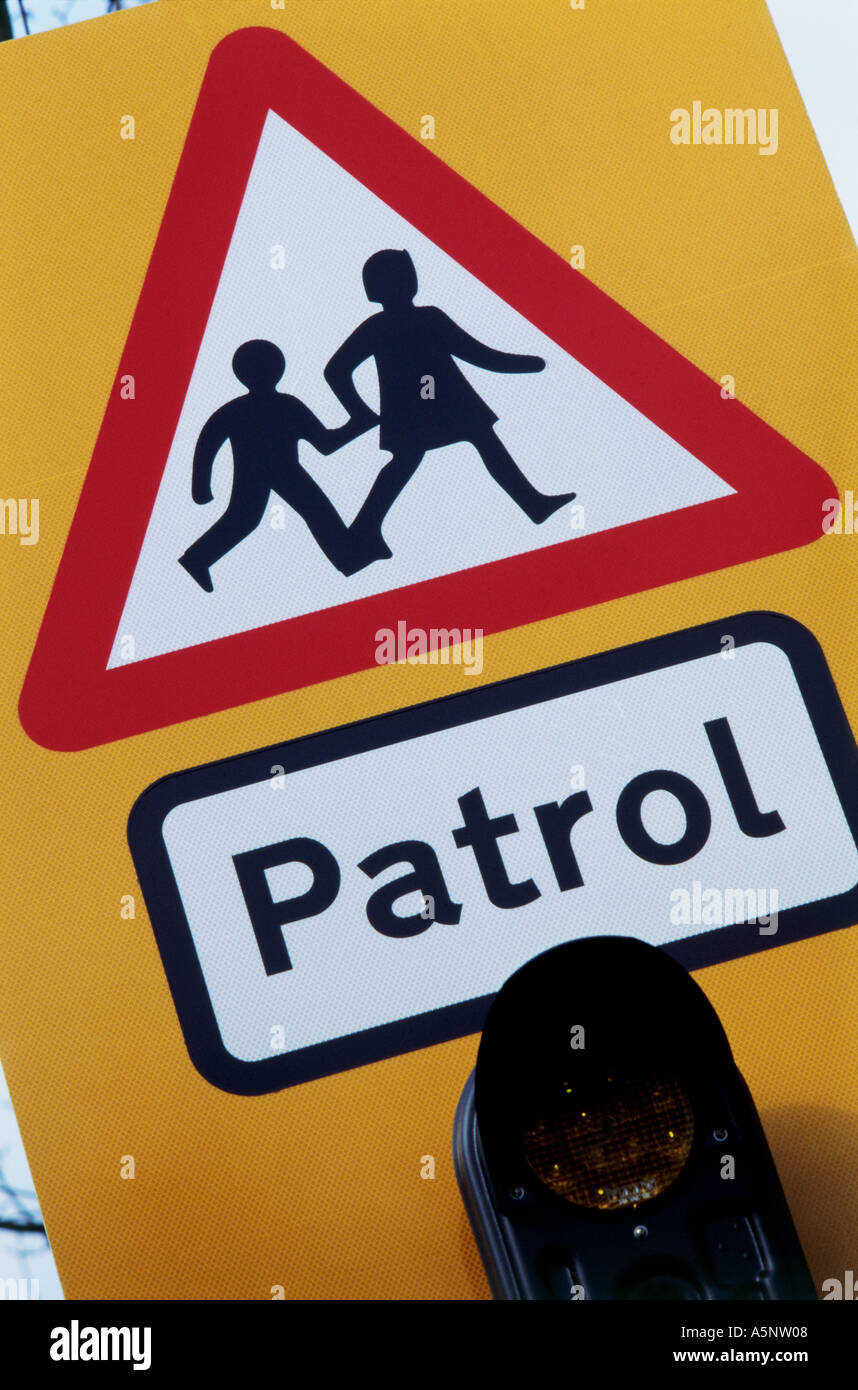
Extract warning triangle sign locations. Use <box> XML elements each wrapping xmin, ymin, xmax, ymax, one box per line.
<box><xmin>109</xmin><ymin>109</ymin><xmax>733</xmax><ymax>669</ymax></box>
<box><xmin>20</xmin><ymin>27</ymin><xmax>834</xmax><ymax>750</ymax></box>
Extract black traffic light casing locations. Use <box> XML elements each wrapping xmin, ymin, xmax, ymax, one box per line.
<box><xmin>453</xmin><ymin>937</ymin><xmax>816</xmax><ymax>1300</ymax></box>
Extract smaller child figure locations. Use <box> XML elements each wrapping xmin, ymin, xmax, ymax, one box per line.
<box><xmin>178</xmin><ymin>339</ymin><xmax>381</xmax><ymax>592</ymax></box>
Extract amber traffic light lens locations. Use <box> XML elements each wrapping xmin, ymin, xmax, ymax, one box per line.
<box><xmin>523</xmin><ymin>1071</ymin><xmax>694</xmax><ymax>1211</ymax></box>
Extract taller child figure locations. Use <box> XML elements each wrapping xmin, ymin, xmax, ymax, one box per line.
<box><xmin>325</xmin><ymin>249</ymin><xmax>576</xmax><ymax>554</ymax></box>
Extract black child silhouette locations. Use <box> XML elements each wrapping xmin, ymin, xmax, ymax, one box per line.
<box><xmin>324</xmin><ymin>249</ymin><xmax>576</xmax><ymax>550</ymax></box>
<box><xmin>178</xmin><ymin>340</ymin><xmax>381</xmax><ymax>592</ymax></box>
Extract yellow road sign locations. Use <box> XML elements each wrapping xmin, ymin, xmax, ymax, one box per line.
<box><xmin>1</xmin><ymin>0</ymin><xmax>857</xmax><ymax>1299</ymax></box>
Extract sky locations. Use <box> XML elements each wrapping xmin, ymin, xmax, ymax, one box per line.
<box><xmin>8</xmin><ymin>0</ymin><xmax>151</xmax><ymax>37</ymax></box>
<box><xmin>0</xmin><ymin>1060</ymin><xmax>64</xmax><ymax>1298</ymax></box>
<box><xmin>767</xmin><ymin>0</ymin><xmax>858</xmax><ymax>244</ymax></box>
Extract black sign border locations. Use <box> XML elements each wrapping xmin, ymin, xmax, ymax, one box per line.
<box><xmin>128</xmin><ymin>611</ymin><xmax>858</xmax><ymax>1095</ymax></box>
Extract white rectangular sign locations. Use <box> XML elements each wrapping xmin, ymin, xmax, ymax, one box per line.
<box><xmin>129</xmin><ymin>613</ymin><xmax>858</xmax><ymax>1093</ymax></box>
